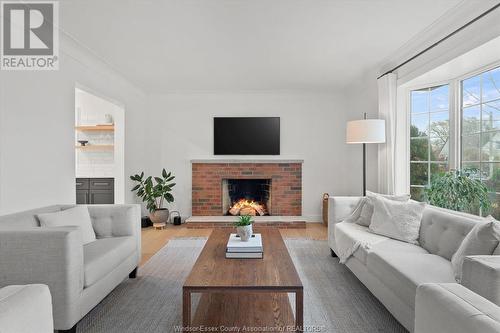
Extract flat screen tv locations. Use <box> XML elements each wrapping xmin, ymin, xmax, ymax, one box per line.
<box><xmin>214</xmin><ymin>117</ymin><xmax>280</xmax><ymax>155</ymax></box>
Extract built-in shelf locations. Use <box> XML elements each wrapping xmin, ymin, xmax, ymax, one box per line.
<box><xmin>75</xmin><ymin>145</ymin><xmax>114</xmax><ymax>151</ymax></box>
<box><xmin>75</xmin><ymin>125</ymin><xmax>114</xmax><ymax>131</ymax></box>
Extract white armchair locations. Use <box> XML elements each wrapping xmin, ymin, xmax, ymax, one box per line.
<box><xmin>0</xmin><ymin>284</ymin><xmax>53</xmax><ymax>333</ymax></box>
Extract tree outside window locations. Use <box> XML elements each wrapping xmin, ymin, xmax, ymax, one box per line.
<box><xmin>410</xmin><ymin>85</ymin><xmax>449</xmax><ymax>201</ymax></box>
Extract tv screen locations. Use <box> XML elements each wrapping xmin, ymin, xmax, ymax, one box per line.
<box><xmin>214</xmin><ymin>117</ymin><xmax>280</xmax><ymax>155</ymax></box>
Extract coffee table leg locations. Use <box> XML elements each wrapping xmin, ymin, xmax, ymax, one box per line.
<box><xmin>183</xmin><ymin>288</ymin><xmax>191</xmax><ymax>330</ymax></box>
<box><xmin>296</xmin><ymin>289</ymin><xmax>303</xmax><ymax>332</ymax></box>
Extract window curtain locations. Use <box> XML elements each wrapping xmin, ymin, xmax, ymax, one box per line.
<box><xmin>377</xmin><ymin>73</ymin><xmax>397</xmax><ymax>194</ymax></box>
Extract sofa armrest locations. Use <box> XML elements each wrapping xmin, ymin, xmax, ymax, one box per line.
<box><xmin>461</xmin><ymin>255</ymin><xmax>500</xmax><ymax>305</ymax></box>
<box><xmin>0</xmin><ymin>227</ymin><xmax>83</xmax><ymax>329</ymax></box>
<box><xmin>0</xmin><ymin>284</ymin><xmax>53</xmax><ymax>333</ymax></box>
<box><xmin>327</xmin><ymin>196</ymin><xmax>363</xmax><ymax>252</ymax></box>
<box><xmin>87</xmin><ymin>204</ymin><xmax>141</xmax><ymax>265</ymax></box>
<box><xmin>415</xmin><ymin>283</ymin><xmax>500</xmax><ymax>333</ymax></box>
<box><xmin>327</xmin><ymin>196</ymin><xmax>363</xmax><ymax>226</ymax></box>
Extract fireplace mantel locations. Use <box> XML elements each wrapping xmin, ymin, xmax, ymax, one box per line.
<box><xmin>190</xmin><ymin>159</ymin><xmax>304</xmax><ymax>164</ymax></box>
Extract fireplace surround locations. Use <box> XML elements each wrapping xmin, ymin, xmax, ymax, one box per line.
<box><xmin>191</xmin><ymin>160</ymin><xmax>302</xmax><ymax>217</ymax></box>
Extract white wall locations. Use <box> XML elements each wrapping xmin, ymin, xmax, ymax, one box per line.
<box><xmin>0</xmin><ymin>35</ymin><xmax>147</xmax><ymax>215</ymax></box>
<box><xmin>146</xmin><ymin>91</ymin><xmax>379</xmax><ymax>221</ymax></box>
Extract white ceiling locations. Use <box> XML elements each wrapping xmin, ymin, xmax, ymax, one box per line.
<box><xmin>59</xmin><ymin>0</ymin><xmax>463</xmax><ymax>92</ymax></box>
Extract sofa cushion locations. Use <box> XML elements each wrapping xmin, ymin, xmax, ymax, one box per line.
<box><xmin>38</xmin><ymin>206</ymin><xmax>96</xmax><ymax>245</ymax></box>
<box><xmin>369</xmin><ymin>197</ymin><xmax>425</xmax><ymax>244</ymax></box>
<box><xmin>336</xmin><ymin>222</ymin><xmax>428</xmax><ymax>264</ymax></box>
<box><xmin>451</xmin><ymin>220</ymin><xmax>500</xmax><ymax>282</ymax></box>
<box><xmin>367</xmin><ymin>251</ymin><xmax>455</xmax><ymax>309</ymax></box>
<box><xmin>350</xmin><ymin>191</ymin><xmax>410</xmax><ymax>227</ymax></box>
<box><xmin>419</xmin><ymin>206</ymin><xmax>480</xmax><ymax>260</ymax></box>
<box><xmin>83</xmin><ymin>236</ymin><xmax>136</xmax><ymax>288</ymax></box>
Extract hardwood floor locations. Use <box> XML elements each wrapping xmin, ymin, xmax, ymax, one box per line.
<box><xmin>140</xmin><ymin>223</ymin><xmax>327</xmax><ymax>266</ymax></box>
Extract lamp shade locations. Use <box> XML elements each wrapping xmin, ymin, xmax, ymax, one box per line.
<box><xmin>346</xmin><ymin>119</ymin><xmax>386</xmax><ymax>144</ymax></box>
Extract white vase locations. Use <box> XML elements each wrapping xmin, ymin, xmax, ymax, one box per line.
<box><xmin>237</xmin><ymin>224</ymin><xmax>253</xmax><ymax>241</ymax></box>
<box><xmin>149</xmin><ymin>208</ymin><xmax>169</xmax><ymax>226</ymax></box>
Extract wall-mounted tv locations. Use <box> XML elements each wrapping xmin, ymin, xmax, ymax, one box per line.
<box><xmin>214</xmin><ymin>117</ymin><xmax>280</xmax><ymax>155</ymax></box>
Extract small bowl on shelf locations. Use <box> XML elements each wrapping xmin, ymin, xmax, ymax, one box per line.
<box><xmin>78</xmin><ymin>140</ymin><xmax>89</xmax><ymax>146</ymax></box>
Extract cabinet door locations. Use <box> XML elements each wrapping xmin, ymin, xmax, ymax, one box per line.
<box><xmin>76</xmin><ymin>178</ymin><xmax>89</xmax><ymax>190</ymax></box>
<box><xmin>76</xmin><ymin>189</ymin><xmax>89</xmax><ymax>204</ymax></box>
<box><xmin>90</xmin><ymin>190</ymin><xmax>114</xmax><ymax>204</ymax></box>
<box><xmin>90</xmin><ymin>178</ymin><xmax>114</xmax><ymax>190</ymax></box>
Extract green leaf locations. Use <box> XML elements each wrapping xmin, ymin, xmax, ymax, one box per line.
<box><xmin>164</xmin><ymin>193</ymin><xmax>174</xmax><ymax>202</ymax></box>
<box><xmin>131</xmin><ymin>184</ymin><xmax>140</xmax><ymax>191</ymax></box>
<box><xmin>162</xmin><ymin>169</ymin><xmax>168</xmax><ymax>178</ymax></box>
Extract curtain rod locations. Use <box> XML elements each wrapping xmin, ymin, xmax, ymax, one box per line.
<box><xmin>377</xmin><ymin>2</ymin><xmax>500</xmax><ymax>80</ymax></box>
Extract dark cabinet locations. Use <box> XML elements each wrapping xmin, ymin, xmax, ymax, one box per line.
<box><xmin>76</xmin><ymin>190</ymin><xmax>90</xmax><ymax>204</ymax></box>
<box><xmin>76</xmin><ymin>178</ymin><xmax>114</xmax><ymax>204</ymax></box>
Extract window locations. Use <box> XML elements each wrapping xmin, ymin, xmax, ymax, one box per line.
<box><xmin>407</xmin><ymin>65</ymin><xmax>500</xmax><ymax>219</ymax></box>
<box><xmin>410</xmin><ymin>85</ymin><xmax>450</xmax><ymax>201</ymax></box>
<box><xmin>461</xmin><ymin>66</ymin><xmax>500</xmax><ymax>217</ymax></box>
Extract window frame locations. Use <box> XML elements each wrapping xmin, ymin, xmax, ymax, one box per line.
<box><xmin>407</xmin><ymin>80</ymin><xmax>455</xmax><ymax>199</ymax></box>
<box><xmin>406</xmin><ymin>60</ymin><xmax>500</xmax><ymax>200</ymax></box>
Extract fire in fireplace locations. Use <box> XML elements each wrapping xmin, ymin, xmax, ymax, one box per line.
<box><xmin>222</xmin><ymin>179</ymin><xmax>271</xmax><ymax>216</ymax></box>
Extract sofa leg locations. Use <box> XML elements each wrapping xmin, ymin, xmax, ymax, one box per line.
<box><xmin>129</xmin><ymin>267</ymin><xmax>138</xmax><ymax>278</ymax></box>
<box><xmin>59</xmin><ymin>324</ymin><xmax>77</xmax><ymax>333</ymax></box>
<box><xmin>330</xmin><ymin>249</ymin><xmax>338</xmax><ymax>258</ymax></box>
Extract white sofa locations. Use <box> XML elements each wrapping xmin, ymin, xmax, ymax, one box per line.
<box><xmin>0</xmin><ymin>284</ymin><xmax>53</xmax><ymax>333</ymax></box>
<box><xmin>328</xmin><ymin>196</ymin><xmax>500</xmax><ymax>332</ymax></box>
<box><xmin>0</xmin><ymin>204</ymin><xmax>141</xmax><ymax>332</ymax></box>
<box><xmin>415</xmin><ymin>283</ymin><xmax>500</xmax><ymax>333</ymax></box>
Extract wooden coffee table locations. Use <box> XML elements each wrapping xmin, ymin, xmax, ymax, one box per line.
<box><xmin>183</xmin><ymin>228</ymin><xmax>304</xmax><ymax>331</ymax></box>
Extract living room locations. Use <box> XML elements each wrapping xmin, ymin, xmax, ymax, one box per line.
<box><xmin>1</xmin><ymin>1</ymin><xmax>500</xmax><ymax>332</ymax></box>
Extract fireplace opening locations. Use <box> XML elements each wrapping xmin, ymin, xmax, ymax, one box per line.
<box><xmin>222</xmin><ymin>179</ymin><xmax>271</xmax><ymax>216</ymax></box>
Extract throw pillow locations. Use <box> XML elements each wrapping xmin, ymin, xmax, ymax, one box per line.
<box><xmin>369</xmin><ymin>196</ymin><xmax>426</xmax><ymax>244</ymax></box>
<box><xmin>451</xmin><ymin>218</ymin><xmax>500</xmax><ymax>282</ymax></box>
<box><xmin>343</xmin><ymin>198</ymin><xmax>366</xmax><ymax>223</ymax></box>
<box><xmin>37</xmin><ymin>206</ymin><xmax>96</xmax><ymax>245</ymax></box>
<box><xmin>354</xmin><ymin>191</ymin><xmax>410</xmax><ymax>227</ymax></box>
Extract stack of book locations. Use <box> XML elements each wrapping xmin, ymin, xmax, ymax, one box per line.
<box><xmin>226</xmin><ymin>233</ymin><xmax>263</xmax><ymax>259</ymax></box>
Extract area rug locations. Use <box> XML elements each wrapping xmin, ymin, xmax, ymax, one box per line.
<box><xmin>77</xmin><ymin>238</ymin><xmax>406</xmax><ymax>333</ymax></box>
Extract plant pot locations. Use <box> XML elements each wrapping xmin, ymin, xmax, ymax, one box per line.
<box><xmin>149</xmin><ymin>208</ymin><xmax>169</xmax><ymax>227</ymax></box>
<box><xmin>236</xmin><ymin>224</ymin><xmax>253</xmax><ymax>242</ymax></box>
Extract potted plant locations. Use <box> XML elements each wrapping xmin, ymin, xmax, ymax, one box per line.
<box><xmin>234</xmin><ymin>215</ymin><xmax>253</xmax><ymax>241</ymax></box>
<box><xmin>130</xmin><ymin>169</ymin><xmax>176</xmax><ymax>227</ymax></box>
<box><xmin>425</xmin><ymin>169</ymin><xmax>491</xmax><ymax>215</ymax></box>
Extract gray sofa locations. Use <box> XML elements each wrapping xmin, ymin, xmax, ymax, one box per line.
<box><xmin>328</xmin><ymin>196</ymin><xmax>500</xmax><ymax>332</ymax></box>
<box><xmin>0</xmin><ymin>204</ymin><xmax>141</xmax><ymax>332</ymax></box>
<box><xmin>0</xmin><ymin>284</ymin><xmax>54</xmax><ymax>333</ymax></box>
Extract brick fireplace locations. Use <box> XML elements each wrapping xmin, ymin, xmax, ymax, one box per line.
<box><xmin>191</xmin><ymin>161</ymin><xmax>302</xmax><ymax>217</ymax></box>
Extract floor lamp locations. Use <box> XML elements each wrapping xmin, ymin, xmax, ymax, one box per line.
<box><xmin>346</xmin><ymin>113</ymin><xmax>386</xmax><ymax>196</ymax></box>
